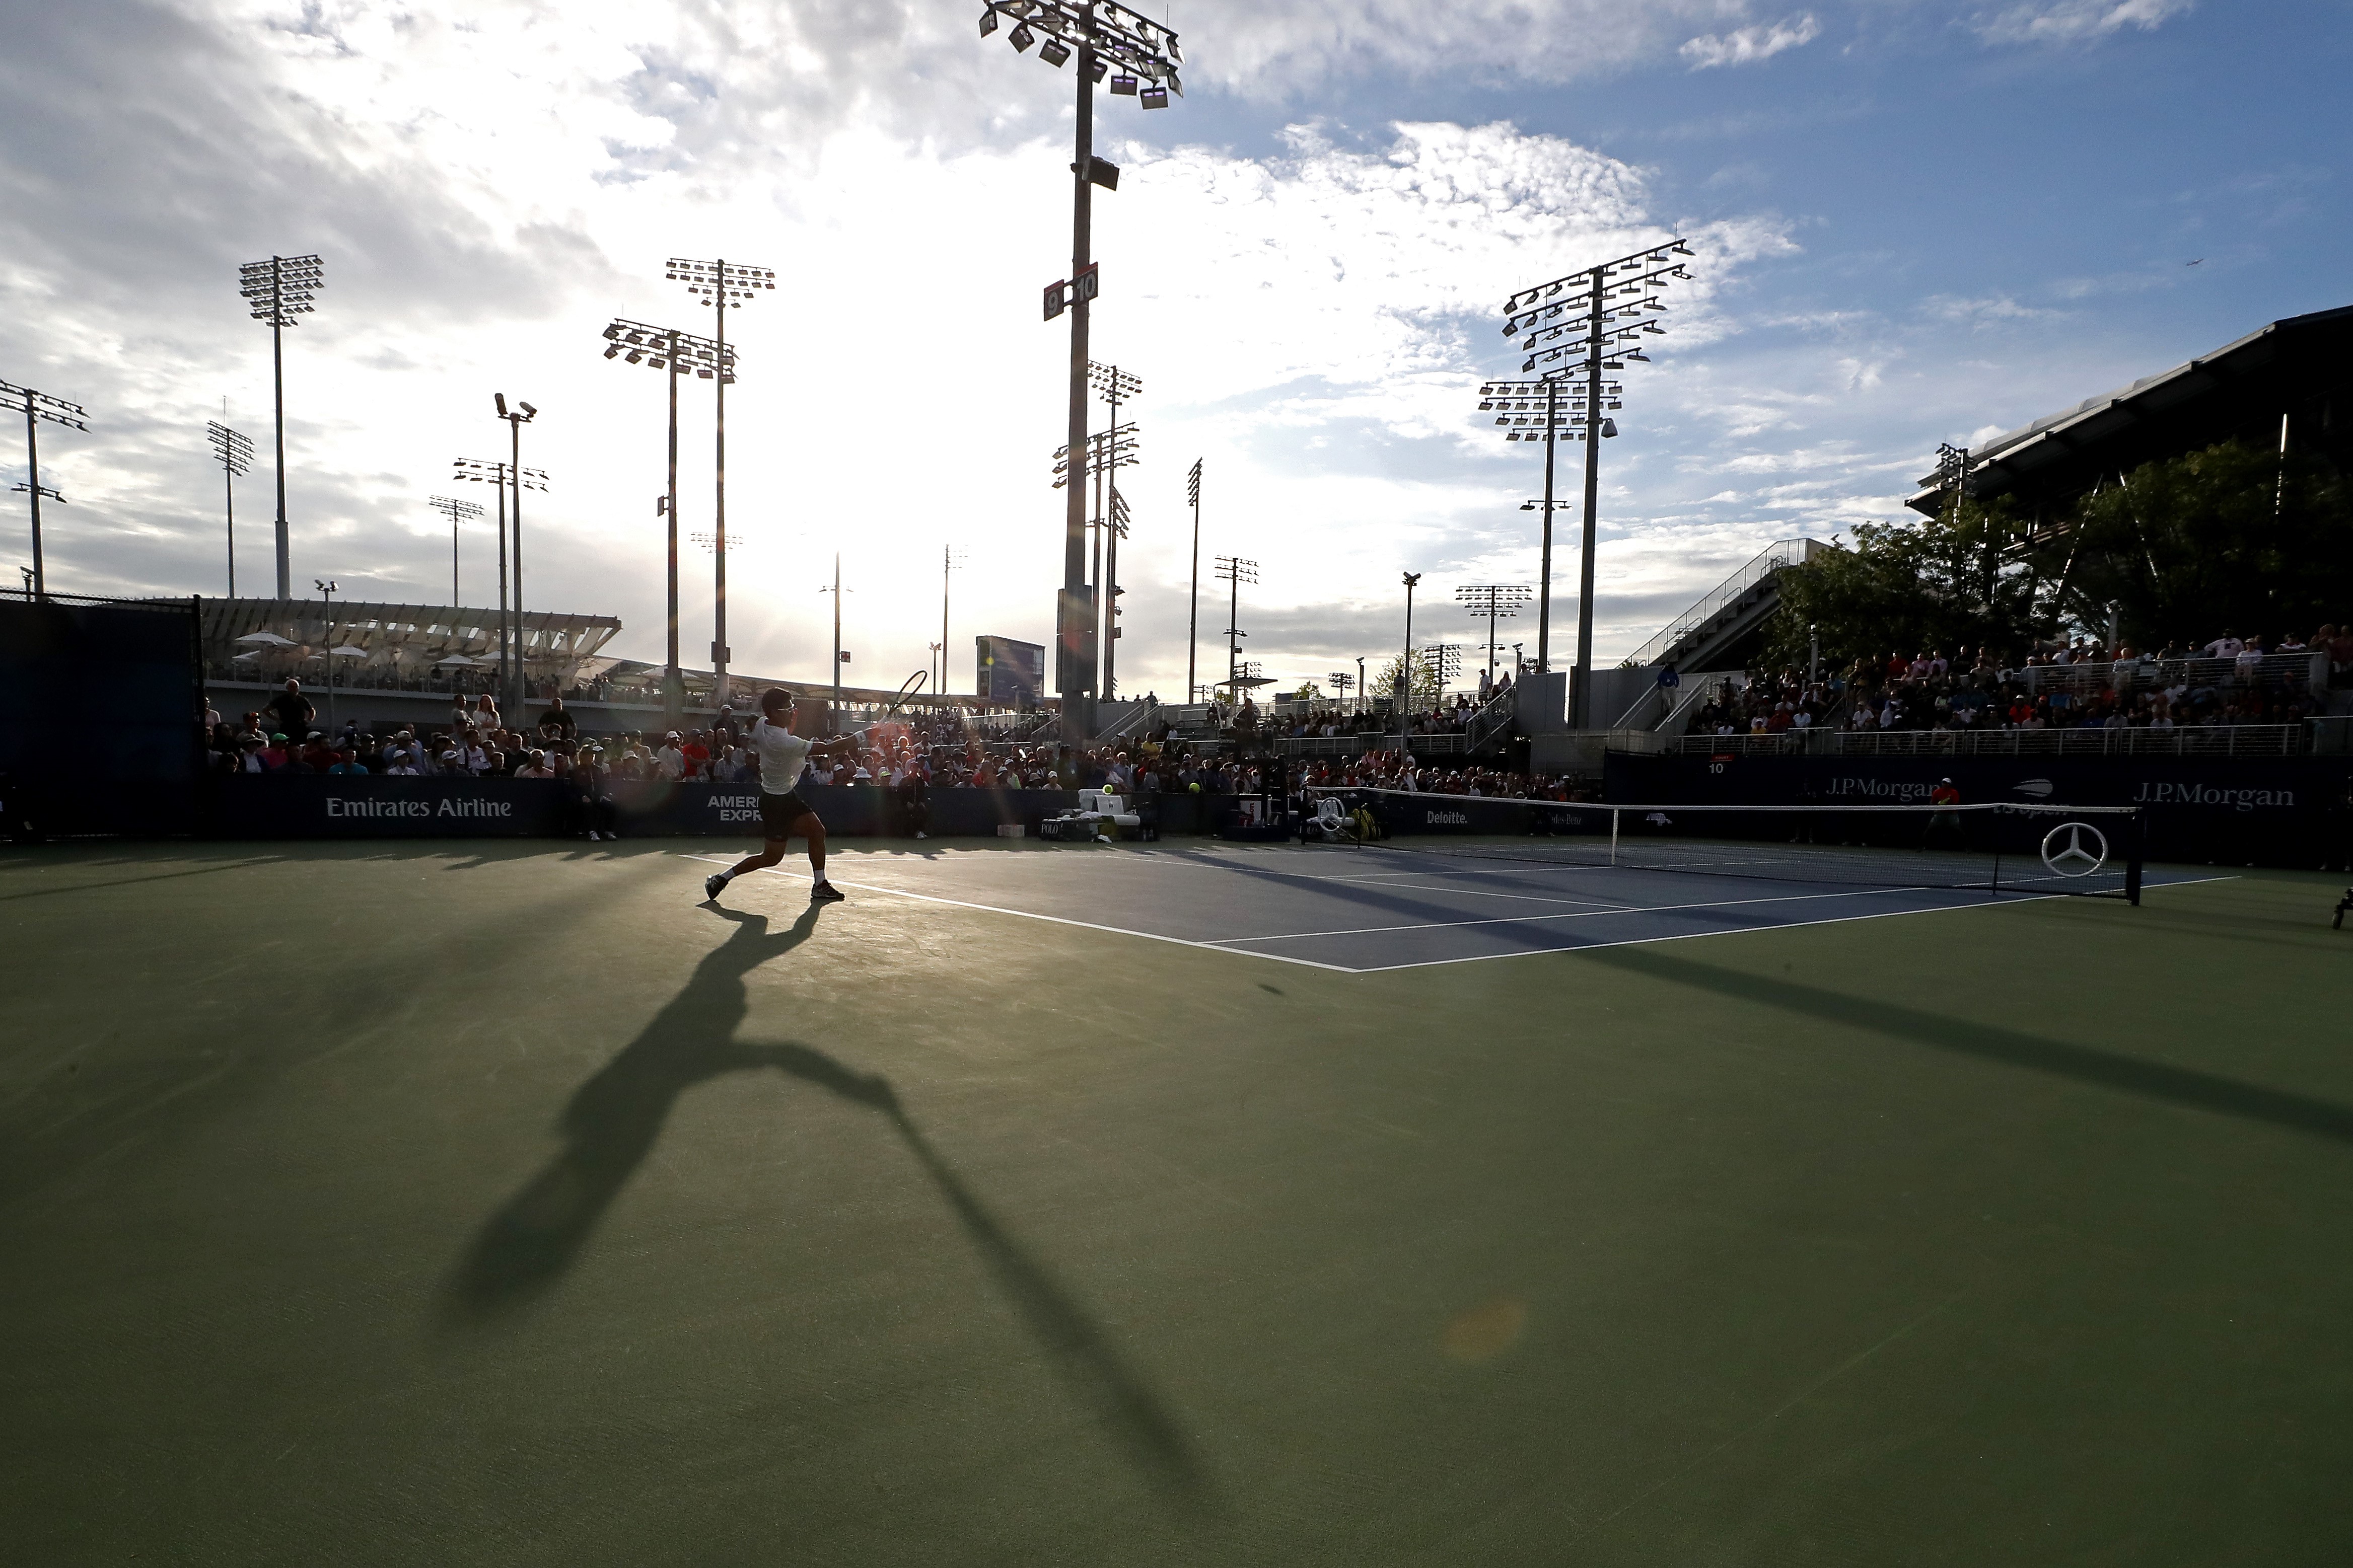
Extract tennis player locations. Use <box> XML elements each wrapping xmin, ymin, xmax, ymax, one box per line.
<box><xmin>703</xmin><ymin>688</ymin><xmax>865</xmax><ymax>905</ymax></box>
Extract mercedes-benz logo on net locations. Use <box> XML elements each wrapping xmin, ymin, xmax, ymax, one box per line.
<box><xmin>2039</xmin><ymin>821</ymin><xmax>2109</xmax><ymax>877</ymax></box>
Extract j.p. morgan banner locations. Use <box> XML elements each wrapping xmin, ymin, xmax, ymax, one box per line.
<box><xmin>1605</xmin><ymin>754</ymin><xmax>2353</xmax><ymax>866</ymax></box>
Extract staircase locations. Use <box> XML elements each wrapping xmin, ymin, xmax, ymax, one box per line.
<box><xmin>1621</xmin><ymin>539</ymin><xmax>1836</xmax><ymax>674</ymax></box>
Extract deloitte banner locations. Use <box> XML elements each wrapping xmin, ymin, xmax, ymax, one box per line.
<box><xmin>1605</xmin><ymin>754</ymin><xmax>2353</xmax><ymax>867</ymax></box>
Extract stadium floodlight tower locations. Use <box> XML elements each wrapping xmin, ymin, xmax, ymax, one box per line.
<box><xmin>1397</xmin><ymin>570</ymin><xmax>1422</xmax><ymax>749</ymax></box>
<box><xmin>3</xmin><ymin>378</ymin><xmax>88</xmax><ymax>602</ymax></box>
<box><xmin>237</xmin><ymin>253</ymin><xmax>324</xmax><ymax>599</ymax></box>
<box><xmin>427</xmin><ymin>495</ymin><xmax>484</xmax><ymax>607</ymax></box>
<box><xmin>938</xmin><ymin>545</ymin><xmax>968</xmax><ymax>700</ymax></box>
<box><xmin>603</xmin><ymin>317</ymin><xmax>729</xmax><ymax>727</ymax></box>
<box><xmin>491</xmin><ymin>395</ymin><xmax>538</xmax><ymax>714</ymax></box>
<box><xmin>1477</xmin><ymin>382</ymin><xmax>1618</xmax><ymax>678</ymax></box>
<box><xmin>453</xmin><ymin>452</ymin><xmax>547</xmax><ymax>704</ymax></box>
<box><xmin>1213</xmin><ymin>554</ymin><xmax>1257</xmax><ymax>697</ymax></box>
<box><xmin>1424</xmin><ymin>642</ymin><xmax>1464</xmax><ymax>699</ymax></box>
<box><xmin>1052</xmin><ymin>420</ymin><xmax>1139</xmax><ymax>703</ymax></box>
<box><xmin>206</xmin><ymin>418</ymin><xmax>254</xmax><ymax>596</ymax></box>
<box><xmin>1185</xmin><ymin>458</ymin><xmax>1203</xmax><ymax>705</ymax></box>
<box><xmin>667</xmin><ymin>258</ymin><xmax>774</xmax><ymax>711</ymax></box>
<box><xmin>1456</xmin><ymin>582</ymin><xmax>1532</xmax><ymax>688</ymax></box>
<box><xmin>1500</xmin><ymin>236</ymin><xmax>1690</xmax><ymax>726</ymax></box>
<box><xmin>975</xmin><ymin>0</ymin><xmax>1182</xmax><ymax>739</ymax></box>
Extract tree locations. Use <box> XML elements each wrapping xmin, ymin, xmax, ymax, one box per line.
<box><xmin>1765</xmin><ymin>497</ymin><xmax>2054</xmax><ymax>673</ymax></box>
<box><xmin>2064</xmin><ymin>440</ymin><xmax>2353</xmax><ymax>648</ymax></box>
<box><xmin>1373</xmin><ymin>651</ymin><xmax>1441</xmax><ymax>707</ymax></box>
<box><xmin>1289</xmin><ymin>682</ymin><xmax>1324</xmax><ymax>703</ymax></box>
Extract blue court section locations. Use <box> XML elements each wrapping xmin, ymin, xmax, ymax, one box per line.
<box><xmin>684</xmin><ymin>841</ymin><xmax>2209</xmax><ymax>974</ymax></box>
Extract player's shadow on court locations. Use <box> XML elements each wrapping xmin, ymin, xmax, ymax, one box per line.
<box><xmin>446</xmin><ymin>902</ymin><xmax>1207</xmax><ymax>1500</ymax></box>
<box><xmin>1585</xmin><ymin>945</ymin><xmax>2353</xmax><ymax>1148</ymax></box>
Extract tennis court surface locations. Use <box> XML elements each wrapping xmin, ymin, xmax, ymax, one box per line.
<box><xmin>681</xmin><ymin>809</ymin><xmax>2201</xmax><ymax>974</ymax></box>
<box><xmin>7</xmin><ymin>837</ymin><xmax>2352</xmax><ymax>1564</ymax></box>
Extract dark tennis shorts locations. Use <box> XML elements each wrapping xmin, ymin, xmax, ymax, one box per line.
<box><xmin>759</xmin><ymin>790</ymin><xmax>818</xmax><ymax>839</ymax></box>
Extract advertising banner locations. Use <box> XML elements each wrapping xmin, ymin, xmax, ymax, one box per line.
<box><xmin>207</xmin><ymin>776</ymin><xmax>573</xmax><ymax>838</ymax></box>
<box><xmin>1605</xmin><ymin>753</ymin><xmax>2353</xmax><ymax>868</ymax></box>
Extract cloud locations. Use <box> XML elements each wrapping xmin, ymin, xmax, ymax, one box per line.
<box><xmin>1922</xmin><ymin>293</ymin><xmax>2063</xmax><ymax>326</ymax></box>
<box><xmin>1972</xmin><ymin>0</ymin><xmax>2193</xmax><ymax>47</ymax></box>
<box><xmin>1679</xmin><ymin>15</ymin><xmax>1823</xmax><ymax>70</ymax></box>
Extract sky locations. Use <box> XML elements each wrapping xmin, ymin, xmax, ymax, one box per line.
<box><xmin>1</xmin><ymin>0</ymin><xmax>2346</xmax><ymax>700</ymax></box>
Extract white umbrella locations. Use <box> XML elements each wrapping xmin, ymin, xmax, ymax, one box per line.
<box><xmin>436</xmin><ymin>654</ymin><xmax>478</xmax><ymax>667</ymax></box>
<box><xmin>232</xmin><ymin>649</ymin><xmax>268</xmax><ymax>661</ymax></box>
<box><xmin>328</xmin><ymin>645</ymin><xmax>369</xmax><ymax>658</ymax></box>
<box><xmin>235</xmin><ymin>630</ymin><xmax>297</xmax><ymax>646</ymax></box>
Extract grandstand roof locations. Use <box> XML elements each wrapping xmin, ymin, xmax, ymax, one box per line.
<box><xmin>185</xmin><ymin>595</ymin><xmax>621</xmax><ymax>681</ymax></box>
<box><xmin>1908</xmin><ymin>305</ymin><xmax>2353</xmax><ymax>520</ymax></box>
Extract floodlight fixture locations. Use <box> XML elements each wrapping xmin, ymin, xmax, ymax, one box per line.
<box><xmin>453</xmin><ymin>454</ymin><xmax>546</xmax><ymax>705</ymax></box>
<box><xmin>237</xmin><ymin>253</ymin><xmax>324</xmax><ymax>598</ymax></box>
<box><xmin>1492</xmin><ymin>236</ymin><xmax>1692</xmax><ymax>723</ymax></box>
<box><xmin>1456</xmin><ymin>582</ymin><xmax>1533</xmax><ymax>685</ymax></box>
<box><xmin>429</xmin><ymin>493</ymin><xmax>484</xmax><ymax>607</ymax></box>
<box><xmin>974</xmin><ymin>0</ymin><xmax>1185</xmax><ymax>735</ymax></box>
<box><xmin>1185</xmin><ymin>456</ymin><xmax>1203</xmax><ymax>704</ymax></box>
<box><xmin>1214</xmin><ymin>554</ymin><xmax>1259</xmax><ymax>694</ymax></box>
<box><xmin>205</xmin><ymin>416</ymin><xmax>255</xmax><ymax>597</ymax></box>
<box><xmin>3</xmin><ymin>378</ymin><xmax>88</xmax><ymax>600</ymax></box>
<box><xmin>603</xmin><ymin>315</ymin><xmax>723</xmax><ymax>726</ymax></box>
<box><xmin>666</xmin><ymin>260</ymin><xmax>769</xmax><ymax>707</ymax></box>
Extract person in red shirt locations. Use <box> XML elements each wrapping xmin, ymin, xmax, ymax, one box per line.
<box><xmin>680</xmin><ymin>730</ymin><xmax>712</xmax><ymax>781</ymax></box>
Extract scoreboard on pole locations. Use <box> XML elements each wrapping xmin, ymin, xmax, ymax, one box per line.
<box><xmin>976</xmin><ymin>635</ymin><xmax>1045</xmax><ymax>708</ymax></box>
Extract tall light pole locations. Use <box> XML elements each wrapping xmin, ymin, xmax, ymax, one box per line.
<box><xmin>1104</xmin><ymin>486</ymin><xmax>1130</xmax><ymax>698</ymax></box>
<box><xmin>237</xmin><ymin>254</ymin><xmax>323</xmax><ymax>600</ymax></box>
<box><xmin>429</xmin><ymin>495</ymin><xmax>482</xmax><ymax>606</ymax></box>
<box><xmin>453</xmin><ymin>455</ymin><xmax>546</xmax><ymax>702</ymax></box>
<box><xmin>1356</xmin><ymin>655</ymin><xmax>1366</xmax><ymax>717</ymax></box>
<box><xmin>1398</xmin><ymin>571</ymin><xmax>1421</xmax><ymax>749</ymax></box>
<box><xmin>976</xmin><ymin>0</ymin><xmax>1182</xmax><ymax>741</ymax></box>
<box><xmin>1214</xmin><ymin>554</ymin><xmax>1257</xmax><ymax>697</ymax></box>
<box><xmin>1053</xmin><ymin>420</ymin><xmax>1137</xmax><ymax>721</ymax></box>
<box><xmin>4</xmin><ymin>379</ymin><xmax>87</xmax><ymax>601</ymax></box>
<box><xmin>492</xmin><ymin>395</ymin><xmax>538</xmax><ymax>713</ymax></box>
<box><xmin>315</xmin><ymin>578</ymin><xmax>339</xmax><ymax>737</ymax></box>
<box><xmin>667</xmin><ymin>258</ymin><xmax>773</xmax><ymax>712</ymax></box>
<box><xmin>1478</xmin><ymin>380</ymin><xmax>1616</xmax><ymax>674</ymax></box>
<box><xmin>820</xmin><ymin>555</ymin><xmax>848</xmax><ymax>722</ymax></box>
<box><xmin>207</xmin><ymin>418</ymin><xmax>254</xmax><ymax>597</ymax></box>
<box><xmin>1185</xmin><ymin>457</ymin><xmax>1203</xmax><ymax>705</ymax></box>
<box><xmin>1089</xmin><ymin>360</ymin><xmax>1140</xmax><ymax>699</ymax></box>
<box><xmin>1424</xmin><ymin>642</ymin><xmax>1463</xmax><ymax>700</ymax></box>
<box><xmin>1328</xmin><ymin>670</ymin><xmax>1353</xmax><ymax>713</ymax></box>
<box><xmin>939</xmin><ymin>545</ymin><xmax>967</xmax><ymax>699</ymax></box>
<box><xmin>1456</xmin><ymin>583</ymin><xmax>1532</xmax><ymax>688</ymax></box>
<box><xmin>1501</xmin><ymin>237</ymin><xmax>1690</xmax><ymax>725</ymax></box>
<box><xmin>603</xmin><ymin>317</ymin><xmax>725</xmax><ymax>728</ymax></box>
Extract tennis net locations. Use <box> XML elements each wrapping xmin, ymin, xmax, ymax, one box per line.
<box><xmin>1316</xmin><ymin>791</ymin><xmax>2144</xmax><ymax>902</ymax></box>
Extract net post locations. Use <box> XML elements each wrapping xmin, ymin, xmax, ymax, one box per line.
<box><xmin>1610</xmin><ymin>806</ymin><xmax>1620</xmax><ymax>867</ymax></box>
<box><xmin>2125</xmin><ymin>809</ymin><xmax>2144</xmax><ymax>906</ymax></box>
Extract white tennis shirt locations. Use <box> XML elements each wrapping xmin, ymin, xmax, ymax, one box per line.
<box><xmin>749</xmin><ymin>717</ymin><xmax>813</xmax><ymax>796</ymax></box>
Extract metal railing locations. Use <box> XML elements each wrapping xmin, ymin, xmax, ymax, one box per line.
<box><xmin>1621</xmin><ymin>538</ymin><xmax>1833</xmax><ymax>671</ymax></box>
<box><xmin>2001</xmin><ymin>652</ymin><xmax>2327</xmax><ymax>695</ymax></box>
<box><xmin>1672</xmin><ymin>724</ymin><xmax>2310</xmax><ymax>758</ymax></box>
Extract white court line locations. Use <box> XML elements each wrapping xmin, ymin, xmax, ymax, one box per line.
<box><xmin>1122</xmin><ymin>846</ymin><xmax>1641</xmax><ymax>910</ymax></box>
<box><xmin>679</xmin><ymin>852</ymin><xmax>2238</xmax><ymax>976</ymax></box>
<box><xmin>673</xmin><ymin>854</ymin><xmax>1359</xmax><ymax>973</ymax></box>
<box><xmin>1211</xmin><ymin>881</ymin><xmax>1990</xmax><ymax>943</ymax></box>
<box><xmin>1329</xmin><ymin>875</ymin><xmax>2242</xmax><ymax>972</ymax></box>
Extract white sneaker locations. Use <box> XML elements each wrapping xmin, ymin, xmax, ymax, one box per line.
<box><xmin>588</xmin><ymin>830</ymin><xmax>602</xmax><ymax>841</ymax></box>
<box><xmin>915</xmin><ymin>831</ymin><xmax>928</xmax><ymax>840</ymax></box>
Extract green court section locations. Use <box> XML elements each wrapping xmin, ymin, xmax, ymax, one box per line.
<box><xmin>4</xmin><ymin>841</ymin><xmax>2351</xmax><ymax>1564</ymax></box>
